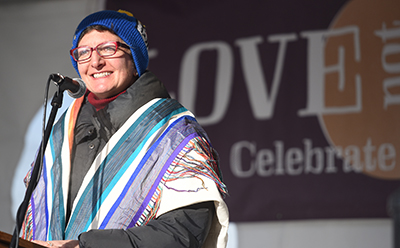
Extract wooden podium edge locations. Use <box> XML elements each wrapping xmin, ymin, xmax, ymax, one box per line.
<box><xmin>0</xmin><ymin>231</ymin><xmax>45</xmax><ymax>248</ymax></box>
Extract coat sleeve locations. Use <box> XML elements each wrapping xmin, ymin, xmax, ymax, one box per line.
<box><xmin>78</xmin><ymin>201</ymin><xmax>215</xmax><ymax>248</ymax></box>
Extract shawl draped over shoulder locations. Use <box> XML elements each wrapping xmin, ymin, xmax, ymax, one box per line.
<box><xmin>21</xmin><ymin>96</ymin><xmax>229</xmax><ymax>247</ymax></box>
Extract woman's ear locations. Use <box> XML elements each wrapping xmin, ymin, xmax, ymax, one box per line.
<box><xmin>133</xmin><ymin>64</ymin><xmax>139</xmax><ymax>76</ymax></box>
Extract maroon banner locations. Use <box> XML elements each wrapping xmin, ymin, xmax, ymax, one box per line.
<box><xmin>106</xmin><ymin>0</ymin><xmax>400</xmax><ymax>222</ymax></box>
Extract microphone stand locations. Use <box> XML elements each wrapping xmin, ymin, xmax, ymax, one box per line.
<box><xmin>10</xmin><ymin>75</ymin><xmax>66</xmax><ymax>248</ymax></box>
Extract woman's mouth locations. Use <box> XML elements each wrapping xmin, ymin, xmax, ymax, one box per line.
<box><xmin>92</xmin><ymin>72</ymin><xmax>112</xmax><ymax>78</ymax></box>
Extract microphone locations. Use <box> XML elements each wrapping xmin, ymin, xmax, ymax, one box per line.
<box><xmin>50</xmin><ymin>73</ymin><xmax>86</xmax><ymax>98</ymax></box>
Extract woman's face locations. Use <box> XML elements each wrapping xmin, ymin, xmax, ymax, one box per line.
<box><xmin>77</xmin><ymin>30</ymin><xmax>136</xmax><ymax>99</ymax></box>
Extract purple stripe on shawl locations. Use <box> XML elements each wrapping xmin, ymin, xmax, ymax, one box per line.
<box><xmin>98</xmin><ymin>113</ymin><xmax>189</xmax><ymax>229</ymax></box>
<box><xmin>31</xmin><ymin>155</ymin><xmax>49</xmax><ymax>240</ymax></box>
<box><xmin>30</xmin><ymin>195</ymin><xmax>36</xmax><ymax>240</ymax></box>
<box><xmin>127</xmin><ymin>132</ymin><xmax>199</xmax><ymax>228</ymax></box>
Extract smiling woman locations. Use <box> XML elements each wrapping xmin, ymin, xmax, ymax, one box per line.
<box><xmin>20</xmin><ymin>9</ymin><xmax>229</xmax><ymax>248</ymax></box>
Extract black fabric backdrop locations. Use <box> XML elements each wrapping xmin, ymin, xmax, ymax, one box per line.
<box><xmin>105</xmin><ymin>0</ymin><xmax>400</xmax><ymax>222</ymax></box>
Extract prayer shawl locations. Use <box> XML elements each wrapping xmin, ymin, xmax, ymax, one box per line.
<box><xmin>22</xmin><ymin>97</ymin><xmax>229</xmax><ymax>247</ymax></box>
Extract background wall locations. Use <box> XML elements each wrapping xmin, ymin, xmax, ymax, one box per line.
<box><xmin>0</xmin><ymin>0</ymin><xmax>104</xmax><ymax>232</ymax></box>
<box><xmin>0</xmin><ymin>0</ymin><xmax>396</xmax><ymax>247</ymax></box>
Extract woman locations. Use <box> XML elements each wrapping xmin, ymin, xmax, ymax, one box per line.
<box><xmin>22</xmin><ymin>9</ymin><xmax>228</xmax><ymax>248</ymax></box>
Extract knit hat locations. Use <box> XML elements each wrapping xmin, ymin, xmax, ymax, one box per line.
<box><xmin>71</xmin><ymin>10</ymin><xmax>149</xmax><ymax>77</ymax></box>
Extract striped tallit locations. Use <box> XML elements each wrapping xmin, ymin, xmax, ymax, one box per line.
<box><xmin>22</xmin><ymin>97</ymin><xmax>228</xmax><ymax>244</ymax></box>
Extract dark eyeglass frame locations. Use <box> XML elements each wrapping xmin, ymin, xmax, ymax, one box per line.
<box><xmin>70</xmin><ymin>41</ymin><xmax>131</xmax><ymax>62</ymax></box>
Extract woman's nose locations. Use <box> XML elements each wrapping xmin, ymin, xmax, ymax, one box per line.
<box><xmin>90</xmin><ymin>51</ymin><xmax>105</xmax><ymax>69</ymax></box>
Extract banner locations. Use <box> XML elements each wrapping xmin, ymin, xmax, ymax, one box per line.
<box><xmin>106</xmin><ymin>0</ymin><xmax>400</xmax><ymax>222</ymax></box>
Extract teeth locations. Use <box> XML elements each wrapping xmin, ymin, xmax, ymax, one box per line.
<box><xmin>93</xmin><ymin>72</ymin><xmax>111</xmax><ymax>78</ymax></box>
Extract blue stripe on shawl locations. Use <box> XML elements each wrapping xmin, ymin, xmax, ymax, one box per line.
<box><xmin>108</xmin><ymin>98</ymin><xmax>165</xmax><ymax>158</ymax></box>
<box><xmin>85</xmin><ymin>107</ymin><xmax>187</xmax><ymax>229</ymax></box>
<box><xmin>100</xmin><ymin>115</ymin><xmax>195</xmax><ymax>228</ymax></box>
<box><xmin>65</xmin><ymin>99</ymin><xmax>165</xmax><ymax>235</ymax></box>
<box><xmin>48</xmin><ymin>113</ymin><xmax>67</xmax><ymax>240</ymax></box>
<box><xmin>48</xmin><ymin>139</ymin><xmax>54</xmax><ymax>241</ymax></box>
<box><xmin>129</xmin><ymin>130</ymin><xmax>199</xmax><ymax>228</ymax></box>
<box><xmin>65</xmin><ymin>99</ymin><xmax>184</xmax><ymax>237</ymax></box>
<box><xmin>47</xmin><ymin>127</ymin><xmax>55</xmax><ymax>240</ymax></box>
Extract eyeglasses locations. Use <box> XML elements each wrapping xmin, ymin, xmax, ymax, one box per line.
<box><xmin>70</xmin><ymin>41</ymin><xmax>130</xmax><ymax>62</ymax></box>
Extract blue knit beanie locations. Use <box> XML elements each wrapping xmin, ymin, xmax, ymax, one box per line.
<box><xmin>71</xmin><ymin>10</ymin><xmax>149</xmax><ymax>77</ymax></box>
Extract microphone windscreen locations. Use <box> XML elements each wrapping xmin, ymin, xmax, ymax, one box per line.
<box><xmin>68</xmin><ymin>78</ymin><xmax>86</xmax><ymax>99</ymax></box>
